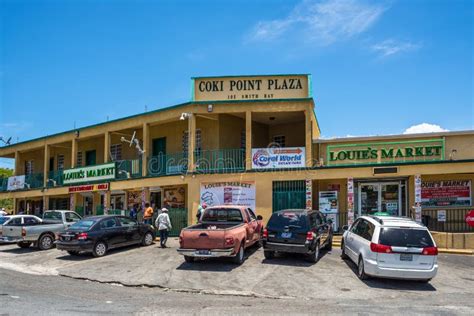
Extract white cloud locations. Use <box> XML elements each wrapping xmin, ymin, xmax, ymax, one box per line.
<box><xmin>371</xmin><ymin>39</ymin><xmax>421</xmax><ymax>57</ymax></box>
<box><xmin>247</xmin><ymin>0</ymin><xmax>388</xmax><ymax>45</ymax></box>
<box><xmin>403</xmin><ymin>123</ymin><xmax>448</xmax><ymax>135</ymax></box>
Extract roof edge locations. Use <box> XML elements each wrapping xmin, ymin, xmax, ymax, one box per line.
<box><xmin>315</xmin><ymin>130</ymin><xmax>474</xmax><ymax>143</ymax></box>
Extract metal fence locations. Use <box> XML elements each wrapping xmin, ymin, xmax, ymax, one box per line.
<box><xmin>116</xmin><ymin>159</ymin><xmax>142</xmax><ymax>180</ymax></box>
<box><xmin>195</xmin><ymin>148</ymin><xmax>245</xmax><ymax>174</ymax></box>
<box><xmin>25</xmin><ymin>173</ymin><xmax>44</xmax><ymax>189</ymax></box>
<box><xmin>0</xmin><ymin>177</ymin><xmax>7</xmax><ymax>192</ymax></box>
<box><xmin>47</xmin><ymin>170</ymin><xmax>64</xmax><ymax>188</ymax></box>
<box><xmin>418</xmin><ymin>208</ymin><xmax>474</xmax><ymax>233</ymax></box>
<box><xmin>148</xmin><ymin>153</ymin><xmax>188</xmax><ymax>176</ymax></box>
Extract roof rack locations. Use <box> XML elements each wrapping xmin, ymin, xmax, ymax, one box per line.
<box><xmin>367</xmin><ymin>215</ymin><xmax>384</xmax><ymax>225</ymax></box>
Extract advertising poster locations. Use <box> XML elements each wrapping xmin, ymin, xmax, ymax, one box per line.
<box><xmin>421</xmin><ymin>180</ymin><xmax>471</xmax><ymax>207</ymax></box>
<box><xmin>305</xmin><ymin>180</ymin><xmax>312</xmax><ymax>210</ymax></box>
<box><xmin>347</xmin><ymin>177</ymin><xmax>354</xmax><ymax>226</ymax></box>
<box><xmin>252</xmin><ymin>147</ymin><xmax>305</xmax><ymax>169</ymax></box>
<box><xmin>319</xmin><ymin>191</ymin><xmax>338</xmax><ymax>213</ymax></box>
<box><xmin>163</xmin><ymin>186</ymin><xmax>186</xmax><ymax>209</ymax></box>
<box><xmin>414</xmin><ymin>175</ymin><xmax>422</xmax><ymax>204</ymax></box>
<box><xmin>7</xmin><ymin>175</ymin><xmax>25</xmax><ymax>191</ymax></box>
<box><xmin>200</xmin><ymin>181</ymin><xmax>256</xmax><ymax>209</ymax></box>
<box><xmin>437</xmin><ymin>210</ymin><xmax>446</xmax><ymax>222</ymax></box>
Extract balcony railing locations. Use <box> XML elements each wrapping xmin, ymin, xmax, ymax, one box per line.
<box><xmin>116</xmin><ymin>159</ymin><xmax>142</xmax><ymax>180</ymax></box>
<box><xmin>47</xmin><ymin>170</ymin><xmax>64</xmax><ymax>188</ymax></box>
<box><xmin>195</xmin><ymin>148</ymin><xmax>245</xmax><ymax>173</ymax></box>
<box><xmin>0</xmin><ymin>177</ymin><xmax>7</xmax><ymax>192</ymax></box>
<box><xmin>147</xmin><ymin>153</ymin><xmax>188</xmax><ymax>177</ymax></box>
<box><xmin>25</xmin><ymin>173</ymin><xmax>44</xmax><ymax>190</ymax></box>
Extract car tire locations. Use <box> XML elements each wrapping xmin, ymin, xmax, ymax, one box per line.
<box><xmin>38</xmin><ymin>234</ymin><xmax>55</xmax><ymax>250</ymax></box>
<box><xmin>357</xmin><ymin>256</ymin><xmax>369</xmax><ymax>280</ymax></box>
<box><xmin>307</xmin><ymin>242</ymin><xmax>320</xmax><ymax>263</ymax></box>
<box><xmin>341</xmin><ymin>241</ymin><xmax>349</xmax><ymax>260</ymax></box>
<box><xmin>142</xmin><ymin>232</ymin><xmax>154</xmax><ymax>246</ymax></box>
<box><xmin>17</xmin><ymin>242</ymin><xmax>32</xmax><ymax>248</ymax></box>
<box><xmin>264</xmin><ymin>250</ymin><xmax>275</xmax><ymax>260</ymax></box>
<box><xmin>232</xmin><ymin>242</ymin><xmax>245</xmax><ymax>265</ymax></box>
<box><xmin>67</xmin><ymin>250</ymin><xmax>79</xmax><ymax>256</ymax></box>
<box><xmin>184</xmin><ymin>255</ymin><xmax>194</xmax><ymax>263</ymax></box>
<box><xmin>325</xmin><ymin>237</ymin><xmax>333</xmax><ymax>251</ymax></box>
<box><xmin>92</xmin><ymin>241</ymin><xmax>107</xmax><ymax>257</ymax></box>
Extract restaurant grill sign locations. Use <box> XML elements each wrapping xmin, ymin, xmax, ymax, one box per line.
<box><xmin>63</xmin><ymin>163</ymin><xmax>116</xmax><ymax>185</ymax></box>
<box><xmin>326</xmin><ymin>139</ymin><xmax>444</xmax><ymax>166</ymax></box>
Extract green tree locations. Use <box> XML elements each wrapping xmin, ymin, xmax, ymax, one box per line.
<box><xmin>0</xmin><ymin>167</ymin><xmax>14</xmax><ymax>212</ymax></box>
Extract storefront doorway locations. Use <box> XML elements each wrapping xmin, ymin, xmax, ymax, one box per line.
<box><xmin>357</xmin><ymin>180</ymin><xmax>407</xmax><ymax>217</ymax></box>
<box><xmin>83</xmin><ymin>195</ymin><xmax>94</xmax><ymax>216</ymax></box>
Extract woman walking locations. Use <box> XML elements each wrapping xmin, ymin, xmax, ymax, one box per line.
<box><xmin>155</xmin><ymin>208</ymin><xmax>172</xmax><ymax>248</ymax></box>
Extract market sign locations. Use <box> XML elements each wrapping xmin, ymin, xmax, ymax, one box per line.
<box><xmin>252</xmin><ymin>147</ymin><xmax>306</xmax><ymax>169</ymax></box>
<box><xmin>192</xmin><ymin>75</ymin><xmax>310</xmax><ymax>102</ymax></box>
<box><xmin>326</xmin><ymin>139</ymin><xmax>444</xmax><ymax>166</ymax></box>
<box><xmin>68</xmin><ymin>183</ymin><xmax>109</xmax><ymax>193</ymax></box>
<box><xmin>200</xmin><ymin>181</ymin><xmax>256</xmax><ymax>210</ymax></box>
<box><xmin>7</xmin><ymin>175</ymin><xmax>25</xmax><ymax>191</ymax></box>
<box><xmin>63</xmin><ymin>163</ymin><xmax>116</xmax><ymax>185</ymax></box>
<box><xmin>421</xmin><ymin>180</ymin><xmax>471</xmax><ymax>207</ymax></box>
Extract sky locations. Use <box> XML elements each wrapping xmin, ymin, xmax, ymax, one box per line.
<box><xmin>0</xmin><ymin>0</ymin><xmax>473</xmax><ymax>169</ymax></box>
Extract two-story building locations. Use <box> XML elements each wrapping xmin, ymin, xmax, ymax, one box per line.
<box><xmin>1</xmin><ymin>74</ymin><xmax>473</xmax><ymax>238</ymax></box>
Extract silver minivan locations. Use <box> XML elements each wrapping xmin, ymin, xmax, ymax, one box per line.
<box><xmin>341</xmin><ymin>216</ymin><xmax>438</xmax><ymax>282</ymax></box>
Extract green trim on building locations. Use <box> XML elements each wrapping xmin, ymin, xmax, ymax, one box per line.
<box><xmin>308</xmin><ymin>74</ymin><xmax>313</xmax><ymax>98</ymax></box>
<box><xmin>190</xmin><ymin>78</ymin><xmax>195</xmax><ymax>101</ymax></box>
<box><xmin>191</xmin><ymin>74</ymin><xmax>310</xmax><ymax>80</ymax></box>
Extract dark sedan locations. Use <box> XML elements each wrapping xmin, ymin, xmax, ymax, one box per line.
<box><xmin>56</xmin><ymin>215</ymin><xmax>155</xmax><ymax>257</ymax></box>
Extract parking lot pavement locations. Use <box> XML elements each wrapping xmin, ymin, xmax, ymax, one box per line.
<box><xmin>1</xmin><ymin>239</ymin><xmax>473</xmax><ymax>310</ymax></box>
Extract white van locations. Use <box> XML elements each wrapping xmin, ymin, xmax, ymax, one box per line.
<box><xmin>341</xmin><ymin>216</ymin><xmax>438</xmax><ymax>282</ymax></box>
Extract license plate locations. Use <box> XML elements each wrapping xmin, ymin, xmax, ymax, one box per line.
<box><xmin>64</xmin><ymin>237</ymin><xmax>71</xmax><ymax>241</ymax></box>
<box><xmin>281</xmin><ymin>232</ymin><xmax>292</xmax><ymax>238</ymax></box>
<box><xmin>400</xmin><ymin>253</ymin><xmax>413</xmax><ymax>261</ymax></box>
<box><xmin>196</xmin><ymin>250</ymin><xmax>211</xmax><ymax>255</ymax></box>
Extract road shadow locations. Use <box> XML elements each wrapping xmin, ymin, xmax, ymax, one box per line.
<box><xmin>55</xmin><ymin>243</ymin><xmax>157</xmax><ymax>261</ymax></box>
<box><xmin>0</xmin><ymin>246</ymin><xmax>40</xmax><ymax>254</ymax></box>
<box><xmin>342</xmin><ymin>258</ymin><xmax>437</xmax><ymax>291</ymax></box>
<box><xmin>261</xmin><ymin>248</ymin><xmax>331</xmax><ymax>267</ymax></box>
<box><xmin>176</xmin><ymin>244</ymin><xmax>260</xmax><ymax>272</ymax></box>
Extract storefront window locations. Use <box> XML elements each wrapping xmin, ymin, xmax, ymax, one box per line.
<box><xmin>357</xmin><ymin>181</ymin><xmax>407</xmax><ymax>217</ymax></box>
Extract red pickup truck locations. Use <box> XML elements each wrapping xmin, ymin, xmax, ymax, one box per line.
<box><xmin>177</xmin><ymin>205</ymin><xmax>263</xmax><ymax>264</ymax></box>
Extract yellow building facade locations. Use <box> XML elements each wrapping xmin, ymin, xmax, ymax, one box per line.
<box><xmin>1</xmin><ymin>74</ymin><xmax>473</xmax><ymax>236</ymax></box>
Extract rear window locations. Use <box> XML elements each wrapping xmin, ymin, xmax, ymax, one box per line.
<box><xmin>43</xmin><ymin>212</ymin><xmax>62</xmax><ymax>221</ymax></box>
<box><xmin>70</xmin><ymin>220</ymin><xmax>96</xmax><ymax>230</ymax></box>
<box><xmin>268</xmin><ymin>211</ymin><xmax>309</xmax><ymax>231</ymax></box>
<box><xmin>0</xmin><ymin>217</ymin><xmax>11</xmax><ymax>225</ymax></box>
<box><xmin>379</xmin><ymin>228</ymin><xmax>434</xmax><ymax>248</ymax></box>
<box><xmin>201</xmin><ymin>208</ymin><xmax>243</xmax><ymax>222</ymax></box>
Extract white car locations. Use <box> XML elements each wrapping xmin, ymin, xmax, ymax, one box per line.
<box><xmin>0</xmin><ymin>215</ymin><xmax>42</xmax><ymax>242</ymax></box>
<box><xmin>341</xmin><ymin>216</ymin><xmax>438</xmax><ymax>282</ymax></box>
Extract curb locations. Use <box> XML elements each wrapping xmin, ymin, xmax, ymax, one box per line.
<box><xmin>331</xmin><ymin>242</ymin><xmax>473</xmax><ymax>255</ymax></box>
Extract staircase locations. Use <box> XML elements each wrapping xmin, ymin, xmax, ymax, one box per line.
<box><xmin>332</xmin><ymin>235</ymin><xmax>342</xmax><ymax>248</ymax></box>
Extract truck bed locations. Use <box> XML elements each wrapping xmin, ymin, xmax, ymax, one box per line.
<box><xmin>184</xmin><ymin>222</ymin><xmax>243</xmax><ymax>231</ymax></box>
<box><xmin>180</xmin><ymin>222</ymin><xmax>244</xmax><ymax>250</ymax></box>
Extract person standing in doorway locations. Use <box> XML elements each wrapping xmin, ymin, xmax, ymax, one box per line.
<box><xmin>155</xmin><ymin>208</ymin><xmax>172</xmax><ymax>248</ymax></box>
<box><xmin>143</xmin><ymin>202</ymin><xmax>154</xmax><ymax>225</ymax></box>
<box><xmin>196</xmin><ymin>202</ymin><xmax>207</xmax><ymax>223</ymax></box>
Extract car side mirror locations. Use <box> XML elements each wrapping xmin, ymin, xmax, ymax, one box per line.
<box><xmin>257</xmin><ymin>215</ymin><xmax>263</xmax><ymax>221</ymax></box>
<box><xmin>342</xmin><ymin>225</ymin><xmax>349</xmax><ymax>231</ymax></box>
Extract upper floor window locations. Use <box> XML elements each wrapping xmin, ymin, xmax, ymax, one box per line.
<box><xmin>57</xmin><ymin>155</ymin><xmax>65</xmax><ymax>171</ymax></box>
<box><xmin>182</xmin><ymin>129</ymin><xmax>202</xmax><ymax>154</ymax></box>
<box><xmin>110</xmin><ymin>144</ymin><xmax>122</xmax><ymax>161</ymax></box>
<box><xmin>240</xmin><ymin>130</ymin><xmax>246</xmax><ymax>149</ymax></box>
<box><xmin>25</xmin><ymin>160</ymin><xmax>34</xmax><ymax>175</ymax></box>
<box><xmin>77</xmin><ymin>152</ymin><xmax>83</xmax><ymax>167</ymax></box>
<box><xmin>273</xmin><ymin>135</ymin><xmax>286</xmax><ymax>147</ymax></box>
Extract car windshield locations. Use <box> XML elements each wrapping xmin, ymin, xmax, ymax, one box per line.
<box><xmin>379</xmin><ymin>228</ymin><xmax>434</xmax><ymax>248</ymax></box>
<box><xmin>0</xmin><ymin>217</ymin><xmax>11</xmax><ymax>225</ymax></box>
<box><xmin>267</xmin><ymin>211</ymin><xmax>309</xmax><ymax>231</ymax></box>
<box><xmin>43</xmin><ymin>212</ymin><xmax>62</xmax><ymax>221</ymax></box>
<box><xmin>69</xmin><ymin>220</ymin><xmax>96</xmax><ymax>230</ymax></box>
<box><xmin>201</xmin><ymin>208</ymin><xmax>243</xmax><ymax>222</ymax></box>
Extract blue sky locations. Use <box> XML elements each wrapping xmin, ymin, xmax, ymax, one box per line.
<box><xmin>0</xmin><ymin>0</ymin><xmax>473</xmax><ymax>169</ymax></box>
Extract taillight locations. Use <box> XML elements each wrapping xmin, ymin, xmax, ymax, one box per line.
<box><xmin>422</xmin><ymin>247</ymin><xmax>438</xmax><ymax>256</ymax></box>
<box><xmin>262</xmin><ymin>228</ymin><xmax>268</xmax><ymax>239</ymax></box>
<box><xmin>370</xmin><ymin>242</ymin><xmax>392</xmax><ymax>253</ymax></box>
<box><xmin>225</xmin><ymin>237</ymin><xmax>234</xmax><ymax>246</ymax></box>
<box><xmin>77</xmin><ymin>233</ymin><xmax>88</xmax><ymax>240</ymax></box>
<box><xmin>21</xmin><ymin>228</ymin><xmax>26</xmax><ymax>237</ymax></box>
<box><xmin>306</xmin><ymin>231</ymin><xmax>314</xmax><ymax>241</ymax></box>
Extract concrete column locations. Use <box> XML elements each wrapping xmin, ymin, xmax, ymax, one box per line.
<box><xmin>142</xmin><ymin>123</ymin><xmax>149</xmax><ymax>176</ymax></box>
<box><xmin>69</xmin><ymin>193</ymin><xmax>76</xmax><ymax>213</ymax></box>
<box><xmin>104</xmin><ymin>132</ymin><xmax>110</xmax><ymax>163</ymax></box>
<box><xmin>71</xmin><ymin>139</ymin><xmax>77</xmax><ymax>168</ymax></box>
<box><xmin>188</xmin><ymin>114</ymin><xmax>196</xmax><ymax>172</ymax></box>
<box><xmin>305</xmin><ymin>110</ymin><xmax>313</xmax><ymax>167</ymax></box>
<box><xmin>43</xmin><ymin>144</ymin><xmax>50</xmax><ymax>187</ymax></box>
<box><xmin>43</xmin><ymin>195</ymin><xmax>50</xmax><ymax>212</ymax></box>
<box><xmin>93</xmin><ymin>192</ymin><xmax>101</xmax><ymax>215</ymax></box>
<box><xmin>104</xmin><ymin>190</ymin><xmax>111</xmax><ymax>215</ymax></box>
<box><xmin>14</xmin><ymin>151</ymin><xmax>20</xmax><ymax>176</ymax></box>
<box><xmin>13</xmin><ymin>197</ymin><xmax>17</xmax><ymax>214</ymax></box>
<box><xmin>245</xmin><ymin>111</ymin><xmax>252</xmax><ymax>170</ymax></box>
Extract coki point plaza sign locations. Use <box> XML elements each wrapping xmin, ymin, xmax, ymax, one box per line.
<box><xmin>326</xmin><ymin>139</ymin><xmax>445</xmax><ymax>166</ymax></box>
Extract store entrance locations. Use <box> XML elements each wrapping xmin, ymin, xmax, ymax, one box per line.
<box><xmin>357</xmin><ymin>180</ymin><xmax>406</xmax><ymax>217</ymax></box>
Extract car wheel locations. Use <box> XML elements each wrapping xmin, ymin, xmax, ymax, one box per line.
<box><xmin>264</xmin><ymin>250</ymin><xmax>275</xmax><ymax>260</ymax></box>
<box><xmin>38</xmin><ymin>234</ymin><xmax>54</xmax><ymax>250</ymax></box>
<box><xmin>231</xmin><ymin>242</ymin><xmax>245</xmax><ymax>265</ymax></box>
<box><xmin>325</xmin><ymin>237</ymin><xmax>333</xmax><ymax>251</ymax></box>
<box><xmin>92</xmin><ymin>241</ymin><xmax>107</xmax><ymax>257</ymax></box>
<box><xmin>307</xmin><ymin>242</ymin><xmax>320</xmax><ymax>263</ymax></box>
<box><xmin>142</xmin><ymin>232</ymin><xmax>154</xmax><ymax>246</ymax></box>
<box><xmin>358</xmin><ymin>256</ymin><xmax>369</xmax><ymax>280</ymax></box>
<box><xmin>67</xmin><ymin>250</ymin><xmax>79</xmax><ymax>256</ymax></box>
<box><xmin>341</xmin><ymin>241</ymin><xmax>349</xmax><ymax>260</ymax></box>
<box><xmin>17</xmin><ymin>242</ymin><xmax>32</xmax><ymax>248</ymax></box>
<box><xmin>184</xmin><ymin>255</ymin><xmax>194</xmax><ymax>263</ymax></box>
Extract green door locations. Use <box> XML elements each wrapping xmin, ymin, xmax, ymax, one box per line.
<box><xmin>168</xmin><ymin>208</ymin><xmax>188</xmax><ymax>237</ymax></box>
<box><xmin>152</xmin><ymin>138</ymin><xmax>167</xmax><ymax>175</ymax></box>
<box><xmin>272</xmin><ymin>181</ymin><xmax>306</xmax><ymax>213</ymax></box>
<box><xmin>85</xmin><ymin>150</ymin><xmax>96</xmax><ymax>166</ymax></box>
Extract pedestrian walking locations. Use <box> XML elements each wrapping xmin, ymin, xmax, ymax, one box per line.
<box><xmin>129</xmin><ymin>204</ymin><xmax>138</xmax><ymax>220</ymax></box>
<box><xmin>0</xmin><ymin>208</ymin><xmax>7</xmax><ymax>217</ymax></box>
<box><xmin>196</xmin><ymin>202</ymin><xmax>207</xmax><ymax>222</ymax></box>
<box><xmin>155</xmin><ymin>208</ymin><xmax>172</xmax><ymax>248</ymax></box>
<box><xmin>143</xmin><ymin>202</ymin><xmax>154</xmax><ymax>225</ymax></box>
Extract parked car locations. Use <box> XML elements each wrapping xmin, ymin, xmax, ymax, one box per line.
<box><xmin>262</xmin><ymin>209</ymin><xmax>333</xmax><ymax>263</ymax></box>
<box><xmin>177</xmin><ymin>205</ymin><xmax>263</xmax><ymax>264</ymax></box>
<box><xmin>56</xmin><ymin>215</ymin><xmax>155</xmax><ymax>257</ymax></box>
<box><xmin>341</xmin><ymin>215</ymin><xmax>438</xmax><ymax>282</ymax></box>
<box><xmin>0</xmin><ymin>210</ymin><xmax>82</xmax><ymax>250</ymax></box>
<box><xmin>0</xmin><ymin>215</ymin><xmax>43</xmax><ymax>242</ymax></box>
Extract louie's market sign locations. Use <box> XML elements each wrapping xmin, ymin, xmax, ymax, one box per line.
<box><xmin>326</xmin><ymin>139</ymin><xmax>444</xmax><ymax>166</ymax></box>
<box><xmin>252</xmin><ymin>147</ymin><xmax>306</xmax><ymax>169</ymax></box>
<box><xmin>63</xmin><ymin>163</ymin><xmax>116</xmax><ymax>185</ymax></box>
<box><xmin>192</xmin><ymin>75</ymin><xmax>310</xmax><ymax>102</ymax></box>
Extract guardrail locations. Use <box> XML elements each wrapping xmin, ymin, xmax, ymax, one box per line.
<box><xmin>148</xmin><ymin>153</ymin><xmax>188</xmax><ymax>176</ymax></box>
<box><xmin>47</xmin><ymin>170</ymin><xmax>64</xmax><ymax>188</ymax></box>
<box><xmin>116</xmin><ymin>159</ymin><xmax>142</xmax><ymax>180</ymax></box>
<box><xmin>195</xmin><ymin>148</ymin><xmax>245</xmax><ymax>173</ymax></box>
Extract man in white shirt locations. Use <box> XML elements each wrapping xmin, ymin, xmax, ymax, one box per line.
<box><xmin>155</xmin><ymin>208</ymin><xmax>172</xmax><ymax>248</ymax></box>
<box><xmin>0</xmin><ymin>208</ymin><xmax>7</xmax><ymax>217</ymax></box>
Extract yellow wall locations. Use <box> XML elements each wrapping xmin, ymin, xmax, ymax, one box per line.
<box><xmin>49</xmin><ymin>144</ymin><xmax>72</xmax><ymax>170</ymax></box>
<box><xmin>109</xmin><ymin>130</ymin><xmax>143</xmax><ymax>161</ymax></box>
<box><xmin>218</xmin><ymin>114</ymin><xmax>245</xmax><ymax>149</ymax></box>
<box><xmin>77</xmin><ymin>137</ymin><xmax>105</xmax><ymax>165</ymax></box>
<box><xmin>18</xmin><ymin>149</ymin><xmax>45</xmax><ymax>174</ymax></box>
<box><xmin>269</xmin><ymin>122</ymin><xmax>305</xmax><ymax>147</ymax></box>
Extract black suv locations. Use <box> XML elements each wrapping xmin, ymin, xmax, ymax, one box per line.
<box><xmin>262</xmin><ymin>209</ymin><xmax>333</xmax><ymax>263</ymax></box>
